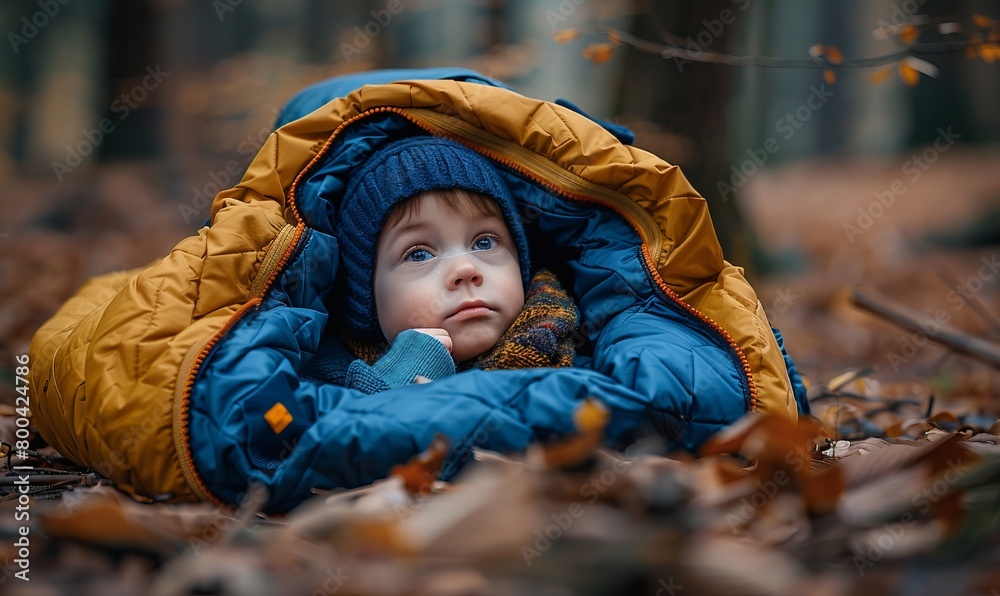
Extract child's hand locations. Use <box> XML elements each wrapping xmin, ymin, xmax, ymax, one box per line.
<box><xmin>411</xmin><ymin>328</ymin><xmax>453</xmax><ymax>354</ymax></box>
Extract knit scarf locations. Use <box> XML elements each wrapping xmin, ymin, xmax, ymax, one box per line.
<box><xmin>349</xmin><ymin>268</ymin><xmax>579</xmax><ymax>371</ymax></box>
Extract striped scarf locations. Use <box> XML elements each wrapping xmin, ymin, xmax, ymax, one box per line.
<box><xmin>350</xmin><ymin>268</ymin><xmax>579</xmax><ymax>370</ymax></box>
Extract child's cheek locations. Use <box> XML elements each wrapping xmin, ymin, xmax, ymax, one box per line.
<box><xmin>400</xmin><ymin>293</ymin><xmax>444</xmax><ymax>328</ymax></box>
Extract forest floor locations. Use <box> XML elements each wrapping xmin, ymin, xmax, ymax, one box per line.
<box><xmin>1</xmin><ymin>148</ymin><xmax>1000</xmax><ymax>594</ymax></box>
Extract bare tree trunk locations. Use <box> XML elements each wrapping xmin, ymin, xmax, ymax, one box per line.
<box><xmin>614</xmin><ymin>1</ymin><xmax>751</xmax><ymax>269</ymax></box>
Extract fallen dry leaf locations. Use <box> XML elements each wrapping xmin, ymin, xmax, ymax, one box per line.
<box><xmin>551</xmin><ymin>29</ymin><xmax>581</xmax><ymax>44</ymax></box>
<box><xmin>391</xmin><ymin>433</ymin><xmax>450</xmax><ymax>495</ymax></box>
<box><xmin>582</xmin><ymin>43</ymin><xmax>615</xmax><ymax>64</ymax></box>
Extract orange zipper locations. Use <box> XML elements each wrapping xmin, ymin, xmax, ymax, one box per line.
<box><xmin>641</xmin><ymin>245</ymin><xmax>759</xmax><ymax>411</ymax></box>
<box><xmin>176</xmin><ymin>297</ymin><xmax>263</xmax><ymax>509</ymax></box>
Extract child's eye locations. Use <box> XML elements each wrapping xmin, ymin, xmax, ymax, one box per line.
<box><xmin>404</xmin><ymin>248</ymin><xmax>432</xmax><ymax>262</ymax></box>
<box><xmin>473</xmin><ymin>236</ymin><xmax>497</xmax><ymax>250</ymax></box>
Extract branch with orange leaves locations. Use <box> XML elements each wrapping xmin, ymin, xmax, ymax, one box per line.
<box><xmin>554</xmin><ymin>13</ymin><xmax>1000</xmax><ymax>87</ymax></box>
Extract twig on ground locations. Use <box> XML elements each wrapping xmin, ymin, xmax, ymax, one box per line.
<box><xmin>851</xmin><ymin>288</ymin><xmax>1000</xmax><ymax>370</ymax></box>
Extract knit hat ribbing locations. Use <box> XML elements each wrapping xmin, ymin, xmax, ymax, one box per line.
<box><xmin>336</xmin><ymin>136</ymin><xmax>531</xmax><ymax>339</ymax></box>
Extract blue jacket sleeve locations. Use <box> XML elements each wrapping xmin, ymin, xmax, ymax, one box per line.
<box><xmin>592</xmin><ymin>299</ymin><xmax>751</xmax><ymax>451</ymax></box>
<box><xmin>192</xmin><ymin>319</ymin><xmax>685</xmax><ymax>513</ymax></box>
<box><xmin>254</xmin><ymin>365</ymin><xmax>670</xmax><ymax>512</ymax></box>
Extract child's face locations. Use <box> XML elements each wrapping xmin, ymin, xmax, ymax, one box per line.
<box><xmin>373</xmin><ymin>191</ymin><xmax>525</xmax><ymax>362</ymax></box>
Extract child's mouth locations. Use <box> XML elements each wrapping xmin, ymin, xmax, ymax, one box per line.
<box><xmin>447</xmin><ymin>300</ymin><xmax>492</xmax><ymax>320</ymax></box>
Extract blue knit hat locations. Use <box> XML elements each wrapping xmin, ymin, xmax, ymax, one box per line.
<box><xmin>336</xmin><ymin>135</ymin><xmax>531</xmax><ymax>339</ymax></box>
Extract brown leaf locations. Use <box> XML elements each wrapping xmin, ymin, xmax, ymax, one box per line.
<box><xmin>928</xmin><ymin>411</ymin><xmax>959</xmax><ymax>431</ymax></box>
<box><xmin>701</xmin><ymin>413</ymin><xmax>829</xmax><ymax>461</ymax></box>
<box><xmin>899</xmin><ymin>61</ymin><xmax>920</xmax><ymax>86</ymax></box>
<box><xmin>916</xmin><ymin>432</ymin><xmax>979</xmax><ymax>479</ymax></box>
<box><xmin>682</xmin><ymin>536</ymin><xmax>806</xmax><ymax>595</ymax></box>
<box><xmin>870</xmin><ymin>67</ymin><xmax>894</xmax><ymax>85</ymax></box>
<box><xmin>534</xmin><ymin>431</ymin><xmax>603</xmax><ymax>469</ymax></box>
<box><xmin>39</xmin><ymin>486</ymin><xmax>227</xmax><ymax>555</ymax></box>
<box><xmin>742</xmin><ymin>493</ymin><xmax>810</xmax><ymax>545</ymax></box>
<box><xmin>885</xmin><ymin>420</ymin><xmax>910</xmax><ymax>438</ymax></box>
<box><xmin>286</xmin><ymin>477</ymin><xmax>414</xmax><ymax>557</ymax></box>
<box><xmin>702</xmin><ymin>414</ymin><xmax>843</xmax><ymax>515</ymax></box>
<box><xmin>848</xmin><ymin>521</ymin><xmax>943</xmax><ymax>561</ymax></box>
<box><xmin>391</xmin><ymin>433</ymin><xmax>450</xmax><ymax>495</ymax></box>
<box><xmin>928</xmin><ymin>490</ymin><xmax>966</xmax><ymax>533</ymax></box>
<box><xmin>901</xmin><ymin>420</ymin><xmax>935</xmax><ymax>438</ymax></box>
<box><xmin>399</xmin><ymin>460</ymin><xmax>541</xmax><ymax>558</ymax></box>
<box><xmin>839</xmin><ymin>442</ymin><xmax>927</xmax><ymax>488</ymax></box>
<box><xmin>972</xmin><ymin>14</ymin><xmax>996</xmax><ymax>29</ymax></box>
<box><xmin>839</xmin><ymin>465</ymin><xmax>929</xmax><ymax>525</ymax></box>
<box><xmin>699</xmin><ymin>413</ymin><xmax>765</xmax><ymax>455</ymax></box>
<box><xmin>831</xmin><ymin>437</ymin><xmax>890</xmax><ymax>458</ymax></box>
<box><xmin>826</xmin><ymin>45</ymin><xmax>844</xmax><ymax>65</ymax></box>
<box><xmin>551</xmin><ymin>29</ymin><xmax>581</xmax><ymax>44</ymax></box>
<box><xmin>800</xmin><ymin>464</ymin><xmax>844</xmax><ymax>514</ymax></box>
<box><xmin>978</xmin><ymin>43</ymin><xmax>1000</xmax><ymax>63</ymax></box>
<box><xmin>582</xmin><ymin>42</ymin><xmax>615</xmax><ymax>64</ymax></box>
<box><xmin>573</xmin><ymin>397</ymin><xmax>609</xmax><ymax>433</ymax></box>
<box><xmin>530</xmin><ymin>398</ymin><xmax>610</xmax><ymax>469</ymax></box>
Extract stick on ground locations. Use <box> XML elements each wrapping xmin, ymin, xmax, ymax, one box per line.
<box><xmin>851</xmin><ymin>288</ymin><xmax>1000</xmax><ymax>370</ymax></box>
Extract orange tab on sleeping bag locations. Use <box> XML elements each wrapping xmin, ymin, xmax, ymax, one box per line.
<box><xmin>264</xmin><ymin>402</ymin><xmax>293</xmax><ymax>434</ymax></box>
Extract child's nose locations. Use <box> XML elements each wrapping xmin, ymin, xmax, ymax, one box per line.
<box><xmin>449</xmin><ymin>256</ymin><xmax>483</xmax><ymax>288</ymax></box>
